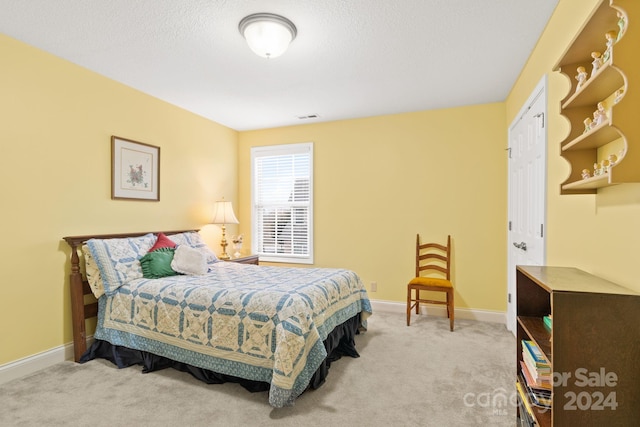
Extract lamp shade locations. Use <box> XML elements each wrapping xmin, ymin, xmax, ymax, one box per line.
<box><xmin>239</xmin><ymin>13</ymin><xmax>297</xmax><ymax>58</ymax></box>
<box><xmin>212</xmin><ymin>200</ymin><xmax>239</xmax><ymax>225</ymax></box>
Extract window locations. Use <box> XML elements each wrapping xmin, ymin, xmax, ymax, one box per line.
<box><xmin>251</xmin><ymin>142</ymin><xmax>313</xmax><ymax>264</ymax></box>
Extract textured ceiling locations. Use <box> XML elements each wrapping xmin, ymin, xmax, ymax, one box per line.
<box><xmin>0</xmin><ymin>0</ymin><xmax>559</xmax><ymax>131</ymax></box>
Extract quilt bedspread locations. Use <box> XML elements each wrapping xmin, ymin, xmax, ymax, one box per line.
<box><xmin>94</xmin><ymin>261</ymin><xmax>372</xmax><ymax>407</ymax></box>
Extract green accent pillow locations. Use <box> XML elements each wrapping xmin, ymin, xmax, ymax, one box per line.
<box><xmin>140</xmin><ymin>247</ymin><xmax>178</xmax><ymax>279</ymax></box>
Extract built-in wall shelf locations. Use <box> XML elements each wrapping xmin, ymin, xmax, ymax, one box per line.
<box><xmin>554</xmin><ymin>0</ymin><xmax>639</xmax><ymax>194</ymax></box>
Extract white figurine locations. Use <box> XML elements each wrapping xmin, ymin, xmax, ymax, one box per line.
<box><xmin>583</xmin><ymin>117</ymin><xmax>593</xmax><ymax>133</ymax></box>
<box><xmin>593</xmin><ymin>102</ymin><xmax>607</xmax><ymax>126</ymax></box>
<box><xmin>575</xmin><ymin>66</ymin><xmax>588</xmax><ymax>92</ymax></box>
<box><xmin>582</xmin><ymin>169</ymin><xmax>591</xmax><ymax>180</ymax></box>
<box><xmin>591</xmin><ymin>51</ymin><xmax>603</xmax><ymax>77</ymax></box>
<box><xmin>614</xmin><ymin>88</ymin><xmax>624</xmax><ymax>104</ymax></box>
<box><xmin>593</xmin><ymin>162</ymin><xmax>602</xmax><ymax>176</ymax></box>
<box><xmin>617</xmin><ymin>11</ymin><xmax>626</xmax><ymax>41</ymax></box>
<box><xmin>603</xmin><ymin>31</ymin><xmax>616</xmax><ymax>62</ymax></box>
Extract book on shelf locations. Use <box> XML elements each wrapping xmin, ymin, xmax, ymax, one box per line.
<box><xmin>520</xmin><ymin>361</ymin><xmax>551</xmax><ymax>391</ymax></box>
<box><xmin>519</xmin><ymin>369</ymin><xmax>552</xmax><ymax>408</ymax></box>
<box><xmin>543</xmin><ymin>315</ymin><xmax>552</xmax><ymax>331</ymax></box>
<box><xmin>522</xmin><ymin>349</ymin><xmax>550</xmax><ymax>377</ymax></box>
<box><xmin>529</xmin><ymin>390</ymin><xmax>551</xmax><ymax>409</ymax></box>
<box><xmin>522</xmin><ymin>339</ymin><xmax>551</xmax><ymax>393</ymax></box>
<box><xmin>522</xmin><ymin>340</ymin><xmax>549</xmax><ymax>367</ymax></box>
<box><xmin>516</xmin><ymin>380</ymin><xmax>538</xmax><ymax>425</ymax></box>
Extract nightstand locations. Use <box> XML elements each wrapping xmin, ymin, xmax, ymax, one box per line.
<box><xmin>225</xmin><ymin>254</ymin><xmax>259</xmax><ymax>265</ymax></box>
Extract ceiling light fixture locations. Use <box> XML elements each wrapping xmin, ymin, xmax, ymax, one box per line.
<box><xmin>239</xmin><ymin>13</ymin><xmax>297</xmax><ymax>59</ymax></box>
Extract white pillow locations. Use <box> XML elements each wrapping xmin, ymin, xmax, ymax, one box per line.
<box><xmin>82</xmin><ymin>245</ymin><xmax>105</xmax><ymax>298</ymax></box>
<box><xmin>169</xmin><ymin>231</ymin><xmax>219</xmax><ymax>268</ymax></box>
<box><xmin>171</xmin><ymin>245</ymin><xmax>207</xmax><ymax>275</ymax></box>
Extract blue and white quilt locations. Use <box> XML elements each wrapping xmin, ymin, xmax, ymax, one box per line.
<box><xmin>94</xmin><ymin>261</ymin><xmax>372</xmax><ymax>407</ymax></box>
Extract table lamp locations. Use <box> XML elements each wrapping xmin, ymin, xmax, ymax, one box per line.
<box><xmin>211</xmin><ymin>199</ymin><xmax>239</xmax><ymax>260</ymax></box>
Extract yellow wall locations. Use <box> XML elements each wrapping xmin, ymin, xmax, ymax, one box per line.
<box><xmin>0</xmin><ymin>35</ymin><xmax>239</xmax><ymax>365</ymax></box>
<box><xmin>5</xmin><ymin>0</ymin><xmax>637</xmax><ymax>369</ymax></box>
<box><xmin>239</xmin><ymin>104</ymin><xmax>508</xmax><ymax>312</ymax></box>
<box><xmin>506</xmin><ymin>0</ymin><xmax>640</xmax><ymax>292</ymax></box>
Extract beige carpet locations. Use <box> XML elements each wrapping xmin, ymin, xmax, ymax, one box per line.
<box><xmin>1</xmin><ymin>311</ymin><xmax>516</xmax><ymax>426</ymax></box>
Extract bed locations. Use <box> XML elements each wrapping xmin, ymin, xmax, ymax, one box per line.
<box><xmin>63</xmin><ymin>230</ymin><xmax>372</xmax><ymax>407</ymax></box>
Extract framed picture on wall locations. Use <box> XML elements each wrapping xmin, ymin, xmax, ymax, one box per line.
<box><xmin>111</xmin><ymin>136</ymin><xmax>160</xmax><ymax>201</ymax></box>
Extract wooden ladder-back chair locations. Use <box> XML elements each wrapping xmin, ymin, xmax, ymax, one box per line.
<box><xmin>406</xmin><ymin>234</ymin><xmax>454</xmax><ymax>331</ymax></box>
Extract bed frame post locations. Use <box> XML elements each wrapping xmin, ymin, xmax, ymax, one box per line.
<box><xmin>63</xmin><ymin>230</ymin><xmax>198</xmax><ymax>363</ymax></box>
<box><xmin>68</xmin><ymin>241</ymin><xmax>87</xmax><ymax>362</ymax></box>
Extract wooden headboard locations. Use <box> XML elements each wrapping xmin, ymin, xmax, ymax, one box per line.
<box><xmin>63</xmin><ymin>230</ymin><xmax>198</xmax><ymax>362</ymax></box>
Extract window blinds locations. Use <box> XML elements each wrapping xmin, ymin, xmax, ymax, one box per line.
<box><xmin>252</xmin><ymin>142</ymin><xmax>313</xmax><ymax>263</ymax></box>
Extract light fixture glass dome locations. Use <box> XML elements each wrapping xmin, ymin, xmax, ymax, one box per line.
<box><xmin>239</xmin><ymin>13</ymin><xmax>297</xmax><ymax>59</ymax></box>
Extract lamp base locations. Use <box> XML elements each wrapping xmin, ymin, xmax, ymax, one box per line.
<box><xmin>219</xmin><ymin>226</ymin><xmax>231</xmax><ymax>260</ymax></box>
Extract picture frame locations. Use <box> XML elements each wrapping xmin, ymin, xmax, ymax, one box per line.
<box><xmin>111</xmin><ymin>136</ymin><xmax>160</xmax><ymax>201</ymax></box>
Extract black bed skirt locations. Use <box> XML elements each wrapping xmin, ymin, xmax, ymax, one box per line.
<box><xmin>80</xmin><ymin>312</ymin><xmax>362</xmax><ymax>394</ymax></box>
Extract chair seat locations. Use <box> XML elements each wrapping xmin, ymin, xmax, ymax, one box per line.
<box><xmin>408</xmin><ymin>277</ymin><xmax>453</xmax><ymax>288</ymax></box>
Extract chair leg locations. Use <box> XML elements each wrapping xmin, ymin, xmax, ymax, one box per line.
<box><xmin>406</xmin><ymin>287</ymin><xmax>412</xmax><ymax>326</ymax></box>
<box><xmin>448</xmin><ymin>289</ymin><xmax>454</xmax><ymax>332</ymax></box>
<box><xmin>415</xmin><ymin>289</ymin><xmax>420</xmax><ymax>314</ymax></box>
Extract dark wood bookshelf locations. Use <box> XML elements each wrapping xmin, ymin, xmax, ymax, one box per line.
<box><xmin>516</xmin><ymin>265</ymin><xmax>640</xmax><ymax>426</ymax></box>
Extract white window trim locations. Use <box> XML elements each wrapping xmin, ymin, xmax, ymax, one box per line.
<box><xmin>251</xmin><ymin>142</ymin><xmax>314</xmax><ymax>264</ymax></box>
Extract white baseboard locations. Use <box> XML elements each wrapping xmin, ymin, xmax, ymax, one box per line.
<box><xmin>370</xmin><ymin>299</ymin><xmax>507</xmax><ymax>324</ymax></box>
<box><xmin>0</xmin><ymin>343</ymin><xmax>73</xmax><ymax>385</ymax></box>
<box><xmin>0</xmin><ymin>302</ymin><xmax>504</xmax><ymax>386</ymax></box>
<box><xmin>0</xmin><ymin>337</ymin><xmax>94</xmax><ymax>386</ymax></box>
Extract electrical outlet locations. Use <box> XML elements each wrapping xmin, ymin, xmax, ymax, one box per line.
<box><xmin>370</xmin><ymin>282</ymin><xmax>377</xmax><ymax>292</ymax></box>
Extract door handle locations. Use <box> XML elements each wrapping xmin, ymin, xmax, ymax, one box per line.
<box><xmin>513</xmin><ymin>241</ymin><xmax>527</xmax><ymax>251</ymax></box>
